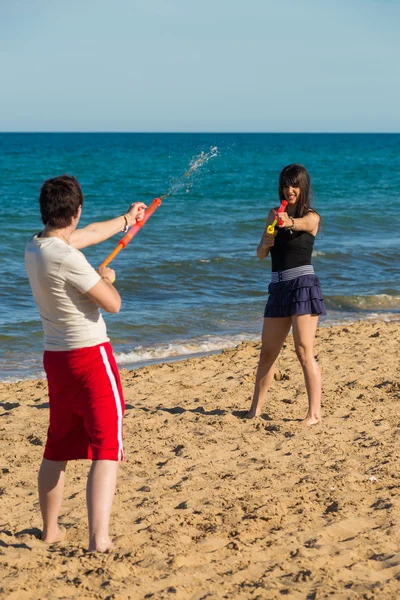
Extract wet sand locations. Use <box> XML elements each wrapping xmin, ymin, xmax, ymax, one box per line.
<box><xmin>1</xmin><ymin>319</ymin><xmax>400</xmax><ymax>599</ymax></box>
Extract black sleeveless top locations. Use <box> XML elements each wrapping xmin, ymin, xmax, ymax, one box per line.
<box><xmin>269</xmin><ymin>229</ymin><xmax>315</xmax><ymax>272</ymax></box>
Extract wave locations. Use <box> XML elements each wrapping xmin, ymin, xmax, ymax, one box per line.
<box><xmin>2</xmin><ymin>306</ymin><xmax>400</xmax><ymax>382</ymax></box>
<box><xmin>113</xmin><ymin>332</ymin><xmax>260</xmax><ymax>367</ymax></box>
<box><xmin>325</xmin><ymin>294</ymin><xmax>400</xmax><ymax>311</ymax></box>
<box><xmin>312</xmin><ymin>249</ymin><xmax>400</xmax><ymax>261</ymax></box>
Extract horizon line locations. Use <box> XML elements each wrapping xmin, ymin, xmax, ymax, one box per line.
<box><xmin>1</xmin><ymin>130</ymin><xmax>400</xmax><ymax>135</ymax></box>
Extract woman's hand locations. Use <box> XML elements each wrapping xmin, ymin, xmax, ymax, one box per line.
<box><xmin>98</xmin><ymin>266</ymin><xmax>116</xmax><ymax>284</ymax></box>
<box><xmin>277</xmin><ymin>211</ymin><xmax>293</xmax><ymax>228</ymax></box>
<box><xmin>126</xmin><ymin>202</ymin><xmax>147</xmax><ymax>226</ymax></box>
<box><xmin>257</xmin><ymin>229</ymin><xmax>276</xmax><ymax>259</ymax></box>
<box><xmin>260</xmin><ymin>230</ymin><xmax>277</xmax><ymax>248</ymax></box>
<box><xmin>257</xmin><ymin>209</ymin><xmax>277</xmax><ymax>260</ymax></box>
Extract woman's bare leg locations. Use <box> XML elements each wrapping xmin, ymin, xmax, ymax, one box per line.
<box><xmin>38</xmin><ymin>458</ymin><xmax>68</xmax><ymax>543</ymax></box>
<box><xmin>246</xmin><ymin>317</ymin><xmax>292</xmax><ymax>418</ymax></box>
<box><xmin>292</xmin><ymin>314</ymin><xmax>321</xmax><ymax>425</ymax></box>
<box><xmin>86</xmin><ymin>460</ymin><xmax>119</xmax><ymax>552</ymax></box>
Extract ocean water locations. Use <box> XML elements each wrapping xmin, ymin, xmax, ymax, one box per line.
<box><xmin>1</xmin><ymin>133</ymin><xmax>399</xmax><ymax>381</ymax></box>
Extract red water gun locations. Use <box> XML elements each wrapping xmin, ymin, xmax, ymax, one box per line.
<box><xmin>266</xmin><ymin>200</ymin><xmax>288</xmax><ymax>234</ymax></box>
<box><xmin>100</xmin><ymin>198</ymin><xmax>161</xmax><ymax>268</ymax></box>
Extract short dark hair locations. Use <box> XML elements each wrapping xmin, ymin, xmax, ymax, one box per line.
<box><xmin>39</xmin><ymin>175</ymin><xmax>84</xmax><ymax>228</ymax></box>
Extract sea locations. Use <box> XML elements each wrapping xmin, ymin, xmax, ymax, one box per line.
<box><xmin>1</xmin><ymin>133</ymin><xmax>399</xmax><ymax>381</ymax></box>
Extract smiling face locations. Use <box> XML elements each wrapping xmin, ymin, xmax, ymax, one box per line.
<box><xmin>278</xmin><ymin>164</ymin><xmax>311</xmax><ymax>218</ymax></box>
<box><xmin>282</xmin><ymin>184</ymin><xmax>301</xmax><ymax>207</ymax></box>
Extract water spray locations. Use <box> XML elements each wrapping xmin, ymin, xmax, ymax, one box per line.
<box><xmin>100</xmin><ymin>146</ymin><xmax>219</xmax><ymax>268</ymax></box>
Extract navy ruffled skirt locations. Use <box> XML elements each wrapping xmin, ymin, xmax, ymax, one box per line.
<box><xmin>264</xmin><ymin>274</ymin><xmax>327</xmax><ymax>318</ymax></box>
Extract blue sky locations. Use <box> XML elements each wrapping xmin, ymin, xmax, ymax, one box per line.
<box><xmin>1</xmin><ymin>0</ymin><xmax>399</xmax><ymax>132</ymax></box>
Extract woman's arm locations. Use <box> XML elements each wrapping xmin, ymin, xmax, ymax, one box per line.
<box><xmin>257</xmin><ymin>209</ymin><xmax>276</xmax><ymax>260</ymax></box>
<box><xmin>70</xmin><ymin>202</ymin><xmax>146</xmax><ymax>250</ymax></box>
<box><xmin>278</xmin><ymin>211</ymin><xmax>320</xmax><ymax>236</ymax></box>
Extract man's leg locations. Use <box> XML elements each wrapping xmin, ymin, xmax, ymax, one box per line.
<box><xmin>86</xmin><ymin>460</ymin><xmax>119</xmax><ymax>552</ymax></box>
<box><xmin>38</xmin><ymin>458</ymin><xmax>68</xmax><ymax>543</ymax></box>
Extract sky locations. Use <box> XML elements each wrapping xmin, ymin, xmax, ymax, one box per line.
<box><xmin>1</xmin><ymin>0</ymin><xmax>399</xmax><ymax>132</ymax></box>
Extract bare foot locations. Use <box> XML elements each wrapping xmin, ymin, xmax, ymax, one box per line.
<box><xmin>302</xmin><ymin>415</ymin><xmax>321</xmax><ymax>426</ymax></box>
<box><xmin>42</xmin><ymin>526</ymin><xmax>66</xmax><ymax>544</ymax></box>
<box><xmin>245</xmin><ymin>401</ymin><xmax>264</xmax><ymax>418</ymax></box>
<box><xmin>245</xmin><ymin>409</ymin><xmax>262</xmax><ymax>419</ymax></box>
<box><xmin>88</xmin><ymin>536</ymin><xmax>114</xmax><ymax>553</ymax></box>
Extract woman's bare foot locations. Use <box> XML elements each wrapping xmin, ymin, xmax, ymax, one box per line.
<box><xmin>42</xmin><ymin>526</ymin><xmax>66</xmax><ymax>544</ymax></box>
<box><xmin>245</xmin><ymin>399</ymin><xmax>264</xmax><ymax>418</ymax></box>
<box><xmin>302</xmin><ymin>414</ymin><xmax>321</xmax><ymax>426</ymax></box>
<box><xmin>88</xmin><ymin>536</ymin><xmax>114</xmax><ymax>553</ymax></box>
<box><xmin>245</xmin><ymin>408</ymin><xmax>262</xmax><ymax>419</ymax></box>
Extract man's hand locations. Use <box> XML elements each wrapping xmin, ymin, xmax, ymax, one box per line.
<box><xmin>98</xmin><ymin>266</ymin><xmax>116</xmax><ymax>284</ymax></box>
<box><xmin>87</xmin><ymin>267</ymin><xmax>121</xmax><ymax>312</ymax></box>
<box><xmin>126</xmin><ymin>202</ymin><xmax>146</xmax><ymax>226</ymax></box>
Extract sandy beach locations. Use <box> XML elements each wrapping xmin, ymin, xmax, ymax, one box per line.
<box><xmin>1</xmin><ymin>319</ymin><xmax>400</xmax><ymax>599</ymax></box>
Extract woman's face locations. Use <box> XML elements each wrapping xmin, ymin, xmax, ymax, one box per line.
<box><xmin>282</xmin><ymin>185</ymin><xmax>300</xmax><ymax>206</ymax></box>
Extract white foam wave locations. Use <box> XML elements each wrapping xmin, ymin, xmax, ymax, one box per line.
<box><xmin>0</xmin><ymin>369</ymin><xmax>46</xmax><ymax>383</ymax></box>
<box><xmin>327</xmin><ymin>294</ymin><xmax>400</xmax><ymax>311</ymax></box>
<box><xmin>114</xmin><ymin>332</ymin><xmax>259</xmax><ymax>367</ymax></box>
<box><xmin>323</xmin><ymin>311</ymin><xmax>400</xmax><ymax>327</ymax></box>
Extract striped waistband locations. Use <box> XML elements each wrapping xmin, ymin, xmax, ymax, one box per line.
<box><xmin>271</xmin><ymin>265</ymin><xmax>315</xmax><ymax>283</ymax></box>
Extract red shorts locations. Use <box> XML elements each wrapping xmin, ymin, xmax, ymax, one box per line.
<box><xmin>43</xmin><ymin>342</ymin><xmax>125</xmax><ymax>461</ymax></box>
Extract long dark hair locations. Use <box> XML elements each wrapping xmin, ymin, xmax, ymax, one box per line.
<box><xmin>278</xmin><ymin>164</ymin><xmax>316</xmax><ymax>219</ymax></box>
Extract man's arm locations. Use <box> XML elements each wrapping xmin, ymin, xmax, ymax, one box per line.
<box><xmin>86</xmin><ymin>267</ymin><xmax>121</xmax><ymax>313</ymax></box>
<box><xmin>71</xmin><ymin>203</ymin><xmax>146</xmax><ymax>250</ymax></box>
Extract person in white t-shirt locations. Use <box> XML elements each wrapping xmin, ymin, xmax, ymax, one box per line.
<box><xmin>25</xmin><ymin>174</ymin><xmax>146</xmax><ymax>552</ymax></box>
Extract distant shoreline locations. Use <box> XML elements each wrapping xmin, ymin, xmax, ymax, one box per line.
<box><xmin>1</xmin><ymin>318</ymin><xmax>399</xmax><ymax>386</ymax></box>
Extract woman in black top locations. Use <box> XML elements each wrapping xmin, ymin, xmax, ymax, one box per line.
<box><xmin>247</xmin><ymin>164</ymin><xmax>326</xmax><ymax>425</ymax></box>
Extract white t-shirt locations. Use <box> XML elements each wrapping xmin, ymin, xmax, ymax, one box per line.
<box><xmin>25</xmin><ymin>235</ymin><xmax>109</xmax><ymax>351</ymax></box>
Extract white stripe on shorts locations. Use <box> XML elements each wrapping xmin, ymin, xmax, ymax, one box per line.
<box><xmin>271</xmin><ymin>265</ymin><xmax>315</xmax><ymax>283</ymax></box>
<box><xmin>100</xmin><ymin>345</ymin><xmax>124</xmax><ymax>461</ymax></box>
